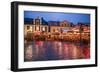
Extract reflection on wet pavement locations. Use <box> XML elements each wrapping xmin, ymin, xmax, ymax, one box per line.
<box><xmin>24</xmin><ymin>41</ymin><xmax>90</xmax><ymax>61</ymax></box>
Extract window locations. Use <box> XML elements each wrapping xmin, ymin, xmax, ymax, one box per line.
<box><xmin>53</xmin><ymin>29</ymin><xmax>55</xmax><ymax>32</ymax></box>
<box><xmin>36</xmin><ymin>26</ymin><xmax>39</xmax><ymax>31</ymax></box>
<box><xmin>35</xmin><ymin>19</ymin><xmax>40</xmax><ymax>25</ymax></box>
<box><xmin>27</xmin><ymin>26</ymin><xmax>30</xmax><ymax>30</ymax></box>
<box><xmin>45</xmin><ymin>27</ymin><xmax>47</xmax><ymax>32</ymax></box>
<box><xmin>42</xmin><ymin>27</ymin><xmax>45</xmax><ymax>31</ymax></box>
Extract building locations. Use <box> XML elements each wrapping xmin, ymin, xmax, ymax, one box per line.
<box><xmin>49</xmin><ymin>20</ymin><xmax>71</xmax><ymax>34</ymax></box>
<box><xmin>32</xmin><ymin>17</ymin><xmax>48</xmax><ymax>34</ymax></box>
<box><xmin>48</xmin><ymin>20</ymin><xmax>71</xmax><ymax>39</ymax></box>
<box><xmin>24</xmin><ymin>17</ymin><xmax>48</xmax><ymax>36</ymax></box>
<box><xmin>24</xmin><ymin>17</ymin><xmax>90</xmax><ymax>41</ymax></box>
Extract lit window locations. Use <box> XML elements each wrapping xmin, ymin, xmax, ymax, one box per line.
<box><xmin>36</xmin><ymin>26</ymin><xmax>39</xmax><ymax>31</ymax></box>
<box><xmin>42</xmin><ymin>27</ymin><xmax>45</xmax><ymax>31</ymax></box>
<box><xmin>30</xmin><ymin>26</ymin><xmax>32</xmax><ymax>31</ymax></box>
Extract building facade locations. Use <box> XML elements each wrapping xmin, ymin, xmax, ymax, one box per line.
<box><xmin>49</xmin><ymin>20</ymin><xmax>71</xmax><ymax>34</ymax></box>
<box><xmin>24</xmin><ymin>17</ymin><xmax>90</xmax><ymax>41</ymax></box>
<box><xmin>24</xmin><ymin>17</ymin><xmax>48</xmax><ymax>36</ymax></box>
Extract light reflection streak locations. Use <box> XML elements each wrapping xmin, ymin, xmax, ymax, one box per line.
<box><xmin>24</xmin><ymin>41</ymin><xmax>90</xmax><ymax>61</ymax></box>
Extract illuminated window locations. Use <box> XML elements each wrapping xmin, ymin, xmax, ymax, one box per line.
<box><xmin>36</xmin><ymin>26</ymin><xmax>39</xmax><ymax>31</ymax></box>
<box><xmin>42</xmin><ymin>27</ymin><xmax>45</xmax><ymax>31</ymax></box>
<box><xmin>30</xmin><ymin>26</ymin><xmax>32</xmax><ymax>31</ymax></box>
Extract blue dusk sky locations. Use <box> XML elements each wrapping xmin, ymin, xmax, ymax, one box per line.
<box><xmin>24</xmin><ymin>11</ymin><xmax>90</xmax><ymax>24</ymax></box>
